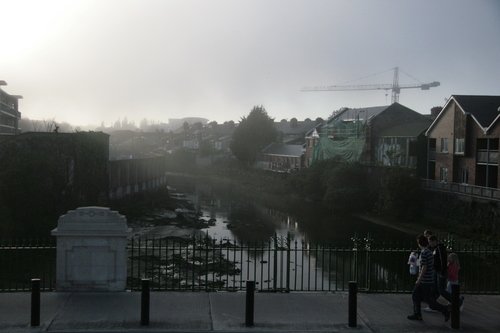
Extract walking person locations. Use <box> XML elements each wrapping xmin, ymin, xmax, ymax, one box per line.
<box><xmin>424</xmin><ymin>235</ymin><xmax>452</xmax><ymax>312</ymax></box>
<box><xmin>408</xmin><ymin>235</ymin><xmax>450</xmax><ymax>322</ymax></box>
<box><xmin>447</xmin><ymin>253</ymin><xmax>465</xmax><ymax>311</ymax></box>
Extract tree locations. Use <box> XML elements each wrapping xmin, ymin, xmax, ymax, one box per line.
<box><xmin>323</xmin><ymin>162</ymin><xmax>372</xmax><ymax>213</ymax></box>
<box><xmin>377</xmin><ymin>166</ymin><xmax>422</xmax><ymax>221</ymax></box>
<box><xmin>330</xmin><ymin>107</ymin><xmax>348</xmax><ymax>119</ymax></box>
<box><xmin>230</xmin><ymin>105</ymin><xmax>277</xmax><ymax>163</ymax></box>
<box><xmin>290</xmin><ymin>118</ymin><xmax>298</xmax><ymax>128</ymax></box>
<box><xmin>140</xmin><ymin>118</ymin><xmax>148</xmax><ymax>131</ymax></box>
<box><xmin>43</xmin><ymin>118</ymin><xmax>58</xmax><ymax>132</ymax></box>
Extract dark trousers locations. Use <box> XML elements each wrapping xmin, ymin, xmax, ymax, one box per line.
<box><xmin>412</xmin><ymin>283</ymin><xmax>448</xmax><ymax>316</ymax></box>
<box><xmin>435</xmin><ymin>270</ymin><xmax>452</xmax><ymax>303</ymax></box>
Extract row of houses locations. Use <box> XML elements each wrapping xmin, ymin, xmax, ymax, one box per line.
<box><xmin>2</xmin><ymin>80</ymin><xmax>500</xmax><ymax>191</ymax></box>
<box><xmin>266</xmin><ymin>96</ymin><xmax>500</xmax><ymax>192</ymax></box>
<box><xmin>103</xmin><ymin>95</ymin><xmax>500</xmax><ymax>191</ymax></box>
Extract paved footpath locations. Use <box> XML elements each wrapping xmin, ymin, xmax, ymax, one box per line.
<box><xmin>1</xmin><ymin>292</ymin><xmax>499</xmax><ymax>332</ymax></box>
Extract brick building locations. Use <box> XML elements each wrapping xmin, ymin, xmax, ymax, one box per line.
<box><xmin>425</xmin><ymin>95</ymin><xmax>500</xmax><ymax>188</ymax></box>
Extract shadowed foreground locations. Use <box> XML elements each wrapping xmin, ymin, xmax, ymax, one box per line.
<box><xmin>1</xmin><ymin>292</ymin><xmax>499</xmax><ymax>332</ymax></box>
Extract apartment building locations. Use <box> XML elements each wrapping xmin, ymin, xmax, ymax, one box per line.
<box><xmin>426</xmin><ymin>95</ymin><xmax>500</xmax><ymax>188</ymax></box>
<box><xmin>0</xmin><ymin>81</ymin><xmax>22</xmax><ymax>136</ymax></box>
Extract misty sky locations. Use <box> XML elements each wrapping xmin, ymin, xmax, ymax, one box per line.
<box><xmin>1</xmin><ymin>0</ymin><xmax>499</xmax><ymax>128</ymax></box>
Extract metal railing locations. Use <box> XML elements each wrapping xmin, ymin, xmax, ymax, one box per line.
<box><xmin>421</xmin><ymin>179</ymin><xmax>500</xmax><ymax>200</ymax></box>
<box><xmin>0</xmin><ymin>238</ymin><xmax>56</xmax><ymax>291</ymax></box>
<box><xmin>2</xmin><ymin>235</ymin><xmax>499</xmax><ymax>294</ymax></box>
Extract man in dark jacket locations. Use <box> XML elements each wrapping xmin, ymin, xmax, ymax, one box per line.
<box><xmin>428</xmin><ymin>235</ymin><xmax>450</xmax><ymax>302</ymax></box>
<box><xmin>424</xmin><ymin>232</ymin><xmax>464</xmax><ymax>312</ymax></box>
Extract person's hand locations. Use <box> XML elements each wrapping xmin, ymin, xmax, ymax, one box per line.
<box><xmin>415</xmin><ymin>280</ymin><xmax>421</xmax><ymax>285</ymax></box>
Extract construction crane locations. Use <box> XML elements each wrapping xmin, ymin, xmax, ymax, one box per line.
<box><xmin>302</xmin><ymin>67</ymin><xmax>440</xmax><ymax>104</ymax></box>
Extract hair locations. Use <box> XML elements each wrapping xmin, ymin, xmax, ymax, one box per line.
<box><xmin>428</xmin><ymin>235</ymin><xmax>438</xmax><ymax>242</ymax></box>
<box><xmin>448</xmin><ymin>253</ymin><xmax>460</xmax><ymax>270</ymax></box>
<box><xmin>417</xmin><ymin>234</ymin><xmax>429</xmax><ymax>247</ymax></box>
<box><xmin>424</xmin><ymin>230</ymin><xmax>433</xmax><ymax>237</ymax></box>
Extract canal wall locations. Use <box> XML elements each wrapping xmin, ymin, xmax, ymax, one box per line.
<box><xmin>109</xmin><ymin>156</ymin><xmax>167</xmax><ymax>199</ymax></box>
<box><xmin>421</xmin><ymin>189</ymin><xmax>500</xmax><ymax>239</ymax></box>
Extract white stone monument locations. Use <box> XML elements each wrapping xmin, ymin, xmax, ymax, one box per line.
<box><xmin>51</xmin><ymin>207</ymin><xmax>131</xmax><ymax>291</ymax></box>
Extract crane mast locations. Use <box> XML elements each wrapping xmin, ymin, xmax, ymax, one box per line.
<box><xmin>302</xmin><ymin>67</ymin><xmax>440</xmax><ymax>104</ymax></box>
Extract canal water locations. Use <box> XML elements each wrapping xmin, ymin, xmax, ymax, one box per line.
<box><xmin>166</xmin><ymin>174</ymin><xmax>416</xmax><ymax>245</ymax></box>
<box><xmin>159</xmin><ymin>175</ymin><xmax>419</xmax><ymax>291</ymax></box>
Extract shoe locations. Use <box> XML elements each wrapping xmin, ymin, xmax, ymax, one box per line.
<box><xmin>444</xmin><ymin>306</ymin><xmax>451</xmax><ymax>322</ymax></box>
<box><xmin>424</xmin><ymin>307</ymin><xmax>438</xmax><ymax>313</ymax></box>
<box><xmin>460</xmin><ymin>296</ymin><xmax>464</xmax><ymax>312</ymax></box>
<box><xmin>408</xmin><ymin>314</ymin><xmax>423</xmax><ymax>320</ymax></box>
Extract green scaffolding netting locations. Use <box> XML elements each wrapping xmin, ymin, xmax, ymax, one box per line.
<box><xmin>312</xmin><ymin>120</ymin><xmax>366</xmax><ymax>163</ymax></box>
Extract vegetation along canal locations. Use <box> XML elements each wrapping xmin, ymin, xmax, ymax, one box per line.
<box><xmin>128</xmin><ymin>174</ymin><xmax>424</xmax><ymax>292</ymax></box>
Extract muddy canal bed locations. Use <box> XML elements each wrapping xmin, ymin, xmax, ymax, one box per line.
<box><xmin>126</xmin><ymin>187</ymin><xmax>241</xmax><ymax>290</ymax></box>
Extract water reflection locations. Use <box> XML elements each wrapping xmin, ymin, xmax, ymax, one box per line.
<box><xmin>160</xmin><ymin>175</ymin><xmax>419</xmax><ymax>291</ymax></box>
<box><xmin>166</xmin><ymin>175</ymin><xmax>415</xmax><ymax>245</ymax></box>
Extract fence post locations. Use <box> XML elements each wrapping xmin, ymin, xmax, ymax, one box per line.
<box><xmin>245</xmin><ymin>281</ymin><xmax>255</xmax><ymax>327</ymax></box>
<box><xmin>141</xmin><ymin>279</ymin><xmax>150</xmax><ymax>326</ymax></box>
<box><xmin>348</xmin><ymin>281</ymin><xmax>357</xmax><ymax>327</ymax></box>
<box><xmin>31</xmin><ymin>278</ymin><xmax>41</xmax><ymax>327</ymax></box>
<box><xmin>286</xmin><ymin>233</ymin><xmax>291</xmax><ymax>292</ymax></box>
<box><xmin>273</xmin><ymin>234</ymin><xmax>278</xmax><ymax>291</ymax></box>
<box><xmin>451</xmin><ymin>284</ymin><xmax>460</xmax><ymax>329</ymax></box>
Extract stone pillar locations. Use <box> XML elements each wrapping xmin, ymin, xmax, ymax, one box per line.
<box><xmin>51</xmin><ymin>207</ymin><xmax>131</xmax><ymax>292</ymax></box>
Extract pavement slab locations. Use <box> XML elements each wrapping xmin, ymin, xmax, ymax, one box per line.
<box><xmin>1</xmin><ymin>291</ymin><xmax>499</xmax><ymax>332</ymax></box>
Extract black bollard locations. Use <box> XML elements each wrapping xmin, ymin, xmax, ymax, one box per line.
<box><xmin>141</xmin><ymin>279</ymin><xmax>150</xmax><ymax>326</ymax></box>
<box><xmin>348</xmin><ymin>281</ymin><xmax>357</xmax><ymax>327</ymax></box>
<box><xmin>31</xmin><ymin>278</ymin><xmax>41</xmax><ymax>327</ymax></box>
<box><xmin>245</xmin><ymin>281</ymin><xmax>255</xmax><ymax>327</ymax></box>
<box><xmin>451</xmin><ymin>284</ymin><xmax>460</xmax><ymax>329</ymax></box>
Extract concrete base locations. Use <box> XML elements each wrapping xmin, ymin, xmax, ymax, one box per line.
<box><xmin>52</xmin><ymin>207</ymin><xmax>131</xmax><ymax>292</ymax></box>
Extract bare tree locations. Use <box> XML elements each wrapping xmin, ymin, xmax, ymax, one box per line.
<box><xmin>43</xmin><ymin>118</ymin><xmax>58</xmax><ymax>132</ymax></box>
<box><xmin>31</xmin><ymin>119</ymin><xmax>40</xmax><ymax>132</ymax></box>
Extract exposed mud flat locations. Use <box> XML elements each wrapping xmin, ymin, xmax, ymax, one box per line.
<box><xmin>125</xmin><ymin>187</ymin><xmax>240</xmax><ymax>290</ymax></box>
<box><xmin>127</xmin><ymin>188</ymin><xmax>216</xmax><ymax>240</ymax></box>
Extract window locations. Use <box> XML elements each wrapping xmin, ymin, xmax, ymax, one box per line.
<box><xmin>461</xmin><ymin>169</ymin><xmax>468</xmax><ymax>184</ymax></box>
<box><xmin>441</xmin><ymin>138</ymin><xmax>448</xmax><ymax>153</ymax></box>
<box><xmin>455</xmin><ymin>138</ymin><xmax>465</xmax><ymax>154</ymax></box>
<box><xmin>440</xmin><ymin>167</ymin><xmax>448</xmax><ymax>183</ymax></box>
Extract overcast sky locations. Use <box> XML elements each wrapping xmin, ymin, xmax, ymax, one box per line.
<box><xmin>1</xmin><ymin>0</ymin><xmax>499</xmax><ymax>128</ymax></box>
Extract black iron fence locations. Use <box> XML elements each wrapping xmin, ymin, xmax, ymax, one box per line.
<box><xmin>0</xmin><ymin>238</ymin><xmax>56</xmax><ymax>292</ymax></box>
<box><xmin>1</xmin><ymin>234</ymin><xmax>499</xmax><ymax>294</ymax></box>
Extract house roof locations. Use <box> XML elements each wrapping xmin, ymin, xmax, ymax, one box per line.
<box><xmin>426</xmin><ymin>95</ymin><xmax>500</xmax><ymax>135</ymax></box>
<box><xmin>211</xmin><ymin>123</ymin><xmax>236</xmax><ymax>136</ymax></box>
<box><xmin>327</xmin><ymin>105</ymin><xmax>389</xmax><ymax>124</ymax></box>
<box><xmin>378</xmin><ymin>121</ymin><xmax>431</xmax><ymax>137</ymax></box>
<box><xmin>262</xmin><ymin>143</ymin><xmax>304</xmax><ymax>157</ymax></box>
<box><xmin>453</xmin><ymin>95</ymin><xmax>500</xmax><ymax>129</ymax></box>
<box><xmin>273</xmin><ymin>120</ymin><xmax>319</xmax><ymax>134</ymax></box>
<box><xmin>305</xmin><ymin>124</ymin><xmax>324</xmax><ymax>137</ymax></box>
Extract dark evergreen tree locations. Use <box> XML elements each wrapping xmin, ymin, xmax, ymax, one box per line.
<box><xmin>230</xmin><ymin>106</ymin><xmax>277</xmax><ymax>163</ymax></box>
